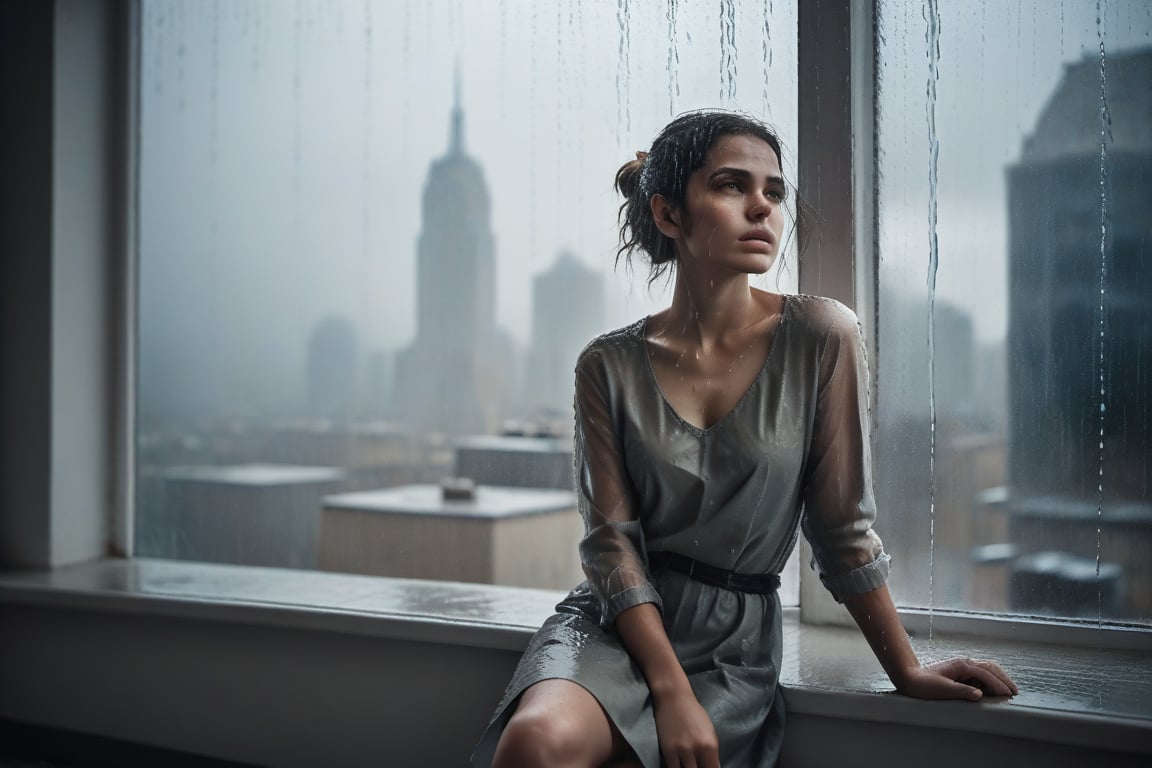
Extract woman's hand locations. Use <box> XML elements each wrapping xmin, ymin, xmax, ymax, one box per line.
<box><xmin>843</xmin><ymin>587</ymin><xmax>1020</xmax><ymax>702</ymax></box>
<box><xmin>652</xmin><ymin>689</ymin><xmax>721</xmax><ymax>768</ymax></box>
<box><xmin>895</xmin><ymin>657</ymin><xmax>1019</xmax><ymax>701</ymax></box>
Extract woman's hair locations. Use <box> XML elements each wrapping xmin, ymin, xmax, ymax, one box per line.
<box><xmin>614</xmin><ymin>110</ymin><xmax>789</xmax><ymax>286</ymax></box>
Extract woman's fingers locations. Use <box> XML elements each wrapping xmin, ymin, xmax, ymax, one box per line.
<box><xmin>926</xmin><ymin>657</ymin><xmax>1018</xmax><ymax>698</ymax></box>
<box><xmin>972</xmin><ymin>658</ymin><xmax>1020</xmax><ymax>695</ymax></box>
<box><xmin>662</xmin><ymin>742</ymin><xmax>720</xmax><ymax>768</ymax></box>
<box><xmin>953</xmin><ymin>659</ymin><xmax>1015</xmax><ymax>697</ymax></box>
<box><xmin>913</xmin><ymin>668</ymin><xmax>984</xmax><ymax>700</ymax></box>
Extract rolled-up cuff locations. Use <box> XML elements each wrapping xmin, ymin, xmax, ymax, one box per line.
<box><xmin>819</xmin><ymin>552</ymin><xmax>891</xmax><ymax>603</ymax></box>
<box><xmin>602</xmin><ymin>583</ymin><xmax>664</xmax><ymax>625</ymax></box>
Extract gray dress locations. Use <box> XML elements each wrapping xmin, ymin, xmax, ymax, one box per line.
<box><xmin>470</xmin><ymin>294</ymin><xmax>890</xmax><ymax>767</ymax></box>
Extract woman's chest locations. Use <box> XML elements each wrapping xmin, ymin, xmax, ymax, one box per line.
<box><xmin>617</xmin><ymin>362</ymin><xmax>813</xmax><ymax>507</ymax></box>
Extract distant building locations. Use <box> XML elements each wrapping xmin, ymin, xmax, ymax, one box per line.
<box><xmin>155</xmin><ymin>463</ymin><xmax>345</xmax><ymax>569</ymax></box>
<box><xmin>1006</xmin><ymin>48</ymin><xmax>1151</xmax><ymax>504</ymax></box>
<box><xmin>307</xmin><ymin>315</ymin><xmax>357</xmax><ymax>421</ymax></box>
<box><xmin>1004</xmin><ymin>48</ymin><xmax>1152</xmax><ymax>618</ymax></box>
<box><xmin>454</xmin><ymin>434</ymin><xmax>575</xmax><ymax>491</ymax></box>
<box><xmin>392</xmin><ymin>77</ymin><xmax>516</xmax><ymax>435</ymax></box>
<box><xmin>524</xmin><ymin>251</ymin><xmax>605</xmax><ymax>417</ymax></box>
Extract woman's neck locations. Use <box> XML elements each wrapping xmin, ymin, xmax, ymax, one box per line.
<box><xmin>662</xmin><ymin>267</ymin><xmax>765</xmax><ymax>349</ymax></box>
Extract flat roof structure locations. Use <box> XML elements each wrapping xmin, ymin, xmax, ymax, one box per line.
<box><xmin>323</xmin><ymin>484</ymin><xmax>576</xmax><ymax>520</ymax></box>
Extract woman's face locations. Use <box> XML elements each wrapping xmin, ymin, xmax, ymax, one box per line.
<box><xmin>672</xmin><ymin>133</ymin><xmax>786</xmax><ymax>276</ymax></box>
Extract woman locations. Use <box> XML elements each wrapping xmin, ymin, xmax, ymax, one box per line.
<box><xmin>471</xmin><ymin>110</ymin><xmax>1017</xmax><ymax>768</ymax></box>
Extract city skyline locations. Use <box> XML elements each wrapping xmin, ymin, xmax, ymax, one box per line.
<box><xmin>137</xmin><ymin>0</ymin><xmax>1149</xmax><ymax>427</ymax></box>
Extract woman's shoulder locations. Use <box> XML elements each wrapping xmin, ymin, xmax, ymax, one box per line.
<box><xmin>575</xmin><ymin>318</ymin><xmax>647</xmax><ymax>371</ymax></box>
<box><xmin>784</xmin><ymin>293</ymin><xmax>863</xmax><ymax>341</ymax></box>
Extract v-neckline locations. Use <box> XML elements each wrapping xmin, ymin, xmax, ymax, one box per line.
<box><xmin>640</xmin><ymin>294</ymin><xmax>791</xmax><ymax>436</ymax></box>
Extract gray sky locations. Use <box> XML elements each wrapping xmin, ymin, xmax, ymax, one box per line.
<box><xmin>138</xmin><ymin>0</ymin><xmax>1150</xmax><ymax>417</ymax></box>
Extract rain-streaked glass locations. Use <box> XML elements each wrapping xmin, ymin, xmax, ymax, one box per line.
<box><xmin>874</xmin><ymin>0</ymin><xmax>1151</xmax><ymax>625</ymax></box>
<box><xmin>135</xmin><ymin>1</ymin><xmax>801</xmax><ymax>603</ymax></box>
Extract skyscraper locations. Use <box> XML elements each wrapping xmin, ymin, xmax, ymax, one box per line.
<box><xmin>525</xmin><ymin>251</ymin><xmax>605</xmax><ymax>417</ymax></box>
<box><xmin>1006</xmin><ymin>48</ymin><xmax>1151</xmax><ymax>503</ymax></box>
<box><xmin>392</xmin><ymin>77</ymin><xmax>513</xmax><ymax>435</ymax></box>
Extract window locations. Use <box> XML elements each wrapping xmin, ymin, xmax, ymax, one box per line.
<box><xmin>873</xmin><ymin>0</ymin><xmax>1151</xmax><ymax>626</ymax></box>
<box><xmin>135</xmin><ymin>0</ymin><xmax>801</xmax><ymax>602</ymax></box>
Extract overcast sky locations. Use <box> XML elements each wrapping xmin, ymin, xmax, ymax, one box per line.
<box><xmin>138</xmin><ymin>0</ymin><xmax>1150</xmax><ymax>418</ymax></box>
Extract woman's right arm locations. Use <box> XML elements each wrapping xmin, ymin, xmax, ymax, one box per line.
<box><xmin>574</xmin><ymin>348</ymin><xmax>720</xmax><ymax>768</ymax></box>
<box><xmin>615</xmin><ymin>605</ymin><xmax>721</xmax><ymax>768</ymax></box>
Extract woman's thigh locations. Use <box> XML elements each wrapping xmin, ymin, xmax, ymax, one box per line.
<box><xmin>492</xmin><ymin>678</ymin><xmax>639</xmax><ymax>768</ymax></box>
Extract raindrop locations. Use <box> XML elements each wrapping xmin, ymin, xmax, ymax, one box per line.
<box><xmin>616</xmin><ymin>0</ymin><xmax>631</xmax><ymax>144</ymax></box>
<box><xmin>719</xmin><ymin>0</ymin><xmax>738</xmax><ymax>104</ymax></box>
<box><xmin>923</xmin><ymin>0</ymin><xmax>942</xmax><ymax>640</ymax></box>
<box><xmin>667</xmin><ymin>0</ymin><xmax>681</xmax><ymax>116</ymax></box>
<box><xmin>1093</xmin><ymin>0</ymin><xmax>1111</xmax><ymax>626</ymax></box>
<box><xmin>761</xmin><ymin>0</ymin><xmax>774</xmax><ymax>117</ymax></box>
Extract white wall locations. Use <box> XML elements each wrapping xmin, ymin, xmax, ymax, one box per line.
<box><xmin>0</xmin><ymin>0</ymin><xmax>122</xmax><ymax>570</ymax></box>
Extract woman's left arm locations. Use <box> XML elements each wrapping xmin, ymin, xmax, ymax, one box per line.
<box><xmin>843</xmin><ymin>584</ymin><xmax>1019</xmax><ymax>700</ymax></box>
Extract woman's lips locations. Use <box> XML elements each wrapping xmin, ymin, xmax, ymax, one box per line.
<box><xmin>739</xmin><ymin>230</ymin><xmax>775</xmax><ymax>246</ymax></box>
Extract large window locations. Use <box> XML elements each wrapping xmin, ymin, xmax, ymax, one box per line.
<box><xmin>135</xmin><ymin>0</ymin><xmax>1151</xmax><ymax>630</ymax></box>
<box><xmin>135</xmin><ymin>0</ymin><xmax>801</xmax><ymax>600</ymax></box>
<box><xmin>873</xmin><ymin>0</ymin><xmax>1150</xmax><ymax>626</ymax></box>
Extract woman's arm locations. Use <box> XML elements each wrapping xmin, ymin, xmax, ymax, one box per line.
<box><xmin>573</xmin><ymin>347</ymin><xmax>721</xmax><ymax>768</ymax></box>
<box><xmin>844</xmin><ymin>584</ymin><xmax>1018</xmax><ymax>699</ymax></box>
<box><xmin>614</xmin><ymin>603</ymin><xmax>721</xmax><ymax>768</ymax></box>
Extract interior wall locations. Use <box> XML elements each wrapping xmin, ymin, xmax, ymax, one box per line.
<box><xmin>0</xmin><ymin>0</ymin><xmax>118</xmax><ymax>570</ymax></box>
<box><xmin>49</xmin><ymin>0</ymin><xmax>118</xmax><ymax>566</ymax></box>
<box><xmin>0</xmin><ymin>603</ymin><xmax>520</xmax><ymax>767</ymax></box>
<box><xmin>0</xmin><ymin>0</ymin><xmax>55</xmax><ymax>569</ymax></box>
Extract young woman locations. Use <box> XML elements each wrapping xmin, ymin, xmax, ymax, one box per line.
<box><xmin>471</xmin><ymin>110</ymin><xmax>1017</xmax><ymax>768</ymax></box>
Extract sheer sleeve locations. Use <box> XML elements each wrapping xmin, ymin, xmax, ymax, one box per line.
<box><xmin>573</xmin><ymin>346</ymin><xmax>663</xmax><ymax>625</ymax></box>
<box><xmin>800</xmin><ymin>302</ymin><xmax>891</xmax><ymax>603</ymax></box>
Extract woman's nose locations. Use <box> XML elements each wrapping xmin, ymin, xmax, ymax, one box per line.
<box><xmin>747</xmin><ymin>195</ymin><xmax>772</xmax><ymax>220</ymax></box>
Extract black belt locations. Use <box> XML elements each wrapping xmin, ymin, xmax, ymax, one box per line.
<box><xmin>648</xmin><ymin>551</ymin><xmax>781</xmax><ymax>594</ymax></box>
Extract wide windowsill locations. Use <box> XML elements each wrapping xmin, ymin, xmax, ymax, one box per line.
<box><xmin>1</xmin><ymin>558</ymin><xmax>1149</xmax><ymax>756</ymax></box>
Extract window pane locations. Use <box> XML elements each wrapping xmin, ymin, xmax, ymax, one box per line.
<box><xmin>874</xmin><ymin>0</ymin><xmax>1151</xmax><ymax>624</ymax></box>
<box><xmin>135</xmin><ymin>0</ymin><xmax>800</xmax><ymax>603</ymax></box>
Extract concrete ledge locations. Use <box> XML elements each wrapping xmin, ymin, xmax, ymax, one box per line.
<box><xmin>2</xmin><ymin>559</ymin><xmax>1150</xmax><ymax>767</ymax></box>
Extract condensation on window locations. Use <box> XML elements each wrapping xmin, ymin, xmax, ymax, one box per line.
<box><xmin>874</xmin><ymin>0</ymin><xmax>1151</xmax><ymax>627</ymax></box>
<box><xmin>134</xmin><ymin>0</ymin><xmax>801</xmax><ymax>603</ymax></box>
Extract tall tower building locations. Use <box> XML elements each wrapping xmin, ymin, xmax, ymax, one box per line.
<box><xmin>525</xmin><ymin>252</ymin><xmax>605</xmax><ymax>417</ymax></box>
<box><xmin>1006</xmin><ymin>48</ymin><xmax>1151</xmax><ymax>503</ymax></box>
<box><xmin>393</xmin><ymin>78</ymin><xmax>511</xmax><ymax>435</ymax></box>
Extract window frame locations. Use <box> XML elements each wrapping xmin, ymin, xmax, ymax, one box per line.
<box><xmin>102</xmin><ymin>0</ymin><xmax>1150</xmax><ymax>652</ymax></box>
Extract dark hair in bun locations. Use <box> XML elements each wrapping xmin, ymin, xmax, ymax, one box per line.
<box><xmin>615</xmin><ymin>110</ymin><xmax>786</xmax><ymax>285</ymax></box>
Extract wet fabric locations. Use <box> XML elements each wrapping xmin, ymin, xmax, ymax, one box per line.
<box><xmin>470</xmin><ymin>294</ymin><xmax>890</xmax><ymax>768</ymax></box>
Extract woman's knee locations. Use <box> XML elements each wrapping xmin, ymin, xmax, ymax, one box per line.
<box><xmin>492</xmin><ymin>706</ymin><xmax>590</xmax><ymax>768</ymax></box>
<box><xmin>492</xmin><ymin>678</ymin><xmax>623</xmax><ymax>768</ymax></box>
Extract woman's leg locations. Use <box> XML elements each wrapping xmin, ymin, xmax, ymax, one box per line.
<box><xmin>491</xmin><ymin>679</ymin><xmax>640</xmax><ymax>768</ymax></box>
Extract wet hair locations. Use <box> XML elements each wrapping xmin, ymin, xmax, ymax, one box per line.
<box><xmin>614</xmin><ymin>110</ymin><xmax>789</xmax><ymax>286</ymax></box>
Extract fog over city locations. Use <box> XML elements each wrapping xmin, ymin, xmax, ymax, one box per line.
<box><xmin>138</xmin><ymin>0</ymin><xmax>1149</xmax><ymax>423</ymax></box>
